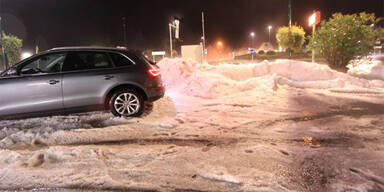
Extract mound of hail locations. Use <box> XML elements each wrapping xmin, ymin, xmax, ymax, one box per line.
<box><xmin>157</xmin><ymin>58</ymin><xmax>384</xmax><ymax>99</ymax></box>
<box><xmin>348</xmin><ymin>58</ymin><xmax>384</xmax><ymax>81</ymax></box>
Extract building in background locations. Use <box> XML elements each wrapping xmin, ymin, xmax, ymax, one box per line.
<box><xmin>181</xmin><ymin>44</ymin><xmax>203</xmax><ymax>63</ymax></box>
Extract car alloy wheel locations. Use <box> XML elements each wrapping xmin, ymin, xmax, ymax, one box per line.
<box><xmin>110</xmin><ymin>89</ymin><xmax>144</xmax><ymax>117</ymax></box>
<box><xmin>114</xmin><ymin>92</ymin><xmax>140</xmax><ymax>116</ymax></box>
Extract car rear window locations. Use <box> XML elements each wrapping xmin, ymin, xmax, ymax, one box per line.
<box><xmin>110</xmin><ymin>52</ymin><xmax>134</xmax><ymax>67</ymax></box>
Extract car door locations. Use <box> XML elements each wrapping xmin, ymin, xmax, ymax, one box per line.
<box><xmin>0</xmin><ymin>53</ymin><xmax>66</xmax><ymax>117</ymax></box>
<box><xmin>61</xmin><ymin>51</ymin><xmax>117</xmax><ymax>109</ymax></box>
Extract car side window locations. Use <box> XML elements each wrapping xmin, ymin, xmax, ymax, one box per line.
<box><xmin>20</xmin><ymin>53</ymin><xmax>66</xmax><ymax>75</ymax></box>
<box><xmin>110</xmin><ymin>53</ymin><xmax>134</xmax><ymax>67</ymax></box>
<box><xmin>62</xmin><ymin>52</ymin><xmax>112</xmax><ymax>72</ymax></box>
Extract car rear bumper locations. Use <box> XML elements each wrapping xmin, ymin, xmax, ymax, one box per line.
<box><xmin>147</xmin><ymin>86</ymin><xmax>165</xmax><ymax>102</ymax></box>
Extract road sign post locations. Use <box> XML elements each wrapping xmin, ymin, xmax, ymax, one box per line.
<box><xmin>249</xmin><ymin>48</ymin><xmax>255</xmax><ymax>61</ymax></box>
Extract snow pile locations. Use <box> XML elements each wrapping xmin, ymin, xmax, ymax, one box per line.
<box><xmin>158</xmin><ymin>58</ymin><xmax>384</xmax><ymax>99</ymax></box>
<box><xmin>348</xmin><ymin>59</ymin><xmax>384</xmax><ymax>81</ymax></box>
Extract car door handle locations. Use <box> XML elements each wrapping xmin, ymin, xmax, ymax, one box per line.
<box><xmin>104</xmin><ymin>75</ymin><xmax>114</xmax><ymax>80</ymax></box>
<box><xmin>48</xmin><ymin>80</ymin><xmax>60</xmax><ymax>85</ymax></box>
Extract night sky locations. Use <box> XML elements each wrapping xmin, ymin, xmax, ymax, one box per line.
<box><xmin>2</xmin><ymin>0</ymin><xmax>384</xmax><ymax>52</ymax></box>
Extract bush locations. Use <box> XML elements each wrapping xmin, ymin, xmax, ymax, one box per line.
<box><xmin>258</xmin><ymin>50</ymin><xmax>265</xmax><ymax>55</ymax></box>
<box><xmin>276</xmin><ymin>25</ymin><xmax>306</xmax><ymax>51</ymax></box>
<box><xmin>2</xmin><ymin>33</ymin><xmax>22</xmax><ymax>66</ymax></box>
<box><xmin>308</xmin><ymin>12</ymin><xmax>377</xmax><ymax>70</ymax></box>
<box><xmin>266</xmin><ymin>50</ymin><xmax>276</xmax><ymax>55</ymax></box>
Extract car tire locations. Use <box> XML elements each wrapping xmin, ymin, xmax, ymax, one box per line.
<box><xmin>109</xmin><ymin>89</ymin><xmax>144</xmax><ymax>117</ymax></box>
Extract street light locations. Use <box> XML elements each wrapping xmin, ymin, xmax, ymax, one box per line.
<box><xmin>169</xmin><ymin>19</ymin><xmax>180</xmax><ymax>58</ymax></box>
<box><xmin>21</xmin><ymin>52</ymin><xmax>32</xmax><ymax>60</ymax></box>
<box><xmin>250</xmin><ymin>32</ymin><xmax>255</xmax><ymax>48</ymax></box>
<box><xmin>268</xmin><ymin>26</ymin><xmax>272</xmax><ymax>42</ymax></box>
<box><xmin>217</xmin><ymin>41</ymin><xmax>223</xmax><ymax>47</ymax></box>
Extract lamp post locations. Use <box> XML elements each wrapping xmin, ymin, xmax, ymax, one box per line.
<box><xmin>169</xmin><ymin>19</ymin><xmax>180</xmax><ymax>58</ymax></box>
<box><xmin>201</xmin><ymin>12</ymin><xmax>206</xmax><ymax>61</ymax></box>
<box><xmin>250</xmin><ymin>32</ymin><xmax>255</xmax><ymax>61</ymax></box>
<box><xmin>250</xmin><ymin>32</ymin><xmax>255</xmax><ymax>48</ymax></box>
<box><xmin>288</xmin><ymin>0</ymin><xmax>292</xmax><ymax>28</ymax></box>
<box><xmin>122</xmin><ymin>17</ymin><xmax>127</xmax><ymax>47</ymax></box>
<box><xmin>169</xmin><ymin>23</ymin><xmax>173</xmax><ymax>58</ymax></box>
<box><xmin>268</xmin><ymin>26</ymin><xmax>272</xmax><ymax>43</ymax></box>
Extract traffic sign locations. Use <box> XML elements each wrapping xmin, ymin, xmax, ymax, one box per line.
<box><xmin>250</xmin><ymin>48</ymin><xmax>255</xmax><ymax>55</ymax></box>
<box><xmin>152</xmin><ymin>51</ymin><xmax>166</xmax><ymax>56</ymax></box>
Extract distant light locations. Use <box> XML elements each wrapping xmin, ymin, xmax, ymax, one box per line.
<box><xmin>173</xmin><ymin>19</ymin><xmax>180</xmax><ymax>39</ymax></box>
<box><xmin>217</xmin><ymin>41</ymin><xmax>223</xmax><ymax>47</ymax></box>
<box><xmin>279</xmin><ymin>46</ymin><xmax>283</xmax><ymax>52</ymax></box>
<box><xmin>250</xmin><ymin>32</ymin><xmax>255</xmax><ymax>37</ymax></box>
<box><xmin>309</xmin><ymin>13</ymin><xmax>316</xmax><ymax>26</ymax></box>
<box><xmin>309</xmin><ymin>11</ymin><xmax>321</xmax><ymax>27</ymax></box>
<box><xmin>268</xmin><ymin>26</ymin><xmax>272</xmax><ymax>30</ymax></box>
<box><xmin>21</xmin><ymin>52</ymin><xmax>32</xmax><ymax>60</ymax></box>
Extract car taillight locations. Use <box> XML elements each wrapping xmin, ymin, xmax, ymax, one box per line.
<box><xmin>148</xmin><ymin>68</ymin><xmax>161</xmax><ymax>77</ymax></box>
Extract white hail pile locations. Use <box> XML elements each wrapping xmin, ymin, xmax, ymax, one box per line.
<box><xmin>157</xmin><ymin>58</ymin><xmax>384</xmax><ymax>99</ymax></box>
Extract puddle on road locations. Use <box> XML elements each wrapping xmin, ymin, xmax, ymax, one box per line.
<box><xmin>291</xmin><ymin>102</ymin><xmax>384</xmax><ymax>122</ymax></box>
<box><xmin>263</xmin><ymin>102</ymin><xmax>384</xmax><ymax>127</ymax></box>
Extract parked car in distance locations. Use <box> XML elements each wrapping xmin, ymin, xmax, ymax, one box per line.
<box><xmin>0</xmin><ymin>47</ymin><xmax>165</xmax><ymax>119</ymax></box>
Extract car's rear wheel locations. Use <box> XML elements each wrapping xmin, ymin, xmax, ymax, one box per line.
<box><xmin>110</xmin><ymin>89</ymin><xmax>144</xmax><ymax>117</ymax></box>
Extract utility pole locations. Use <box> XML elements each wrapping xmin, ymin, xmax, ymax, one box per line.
<box><xmin>288</xmin><ymin>0</ymin><xmax>292</xmax><ymax>28</ymax></box>
<box><xmin>288</xmin><ymin>0</ymin><xmax>292</xmax><ymax>57</ymax></box>
<box><xmin>312</xmin><ymin>23</ymin><xmax>316</xmax><ymax>63</ymax></box>
<box><xmin>268</xmin><ymin>26</ymin><xmax>272</xmax><ymax>43</ymax></box>
<box><xmin>122</xmin><ymin>17</ymin><xmax>127</xmax><ymax>47</ymax></box>
<box><xmin>202</xmin><ymin>12</ymin><xmax>206</xmax><ymax>61</ymax></box>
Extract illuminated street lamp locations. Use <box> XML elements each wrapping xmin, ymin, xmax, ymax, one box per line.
<box><xmin>21</xmin><ymin>52</ymin><xmax>32</xmax><ymax>60</ymax></box>
<box><xmin>217</xmin><ymin>41</ymin><xmax>223</xmax><ymax>47</ymax></box>
<box><xmin>268</xmin><ymin>26</ymin><xmax>272</xmax><ymax>42</ymax></box>
<box><xmin>250</xmin><ymin>32</ymin><xmax>255</xmax><ymax>48</ymax></box>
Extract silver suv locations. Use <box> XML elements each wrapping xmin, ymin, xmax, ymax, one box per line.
<box><xmin>0</xmin><ymin>47</ymin><xmax>164</xmax><ymax>119</ymax></box>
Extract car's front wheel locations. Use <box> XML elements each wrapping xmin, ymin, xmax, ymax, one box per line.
<box><xmin>110</xmin><ymin>89</ymin><xmax>144</xmax><ymax>117</ymax></box>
